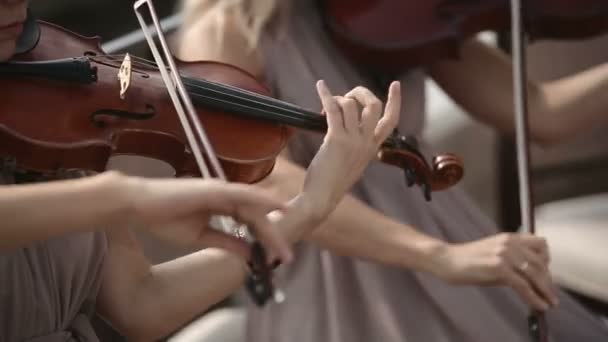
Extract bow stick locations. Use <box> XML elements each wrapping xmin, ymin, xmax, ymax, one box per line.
<box><xmin>509</xmin><ymin>0</ymin><xmax>549</xmax><ymax>340</ymax></box>
<box><xmin>132</xmin><ymin>0</ymin><xmax>282</xmax><ymax>306</ymax></box>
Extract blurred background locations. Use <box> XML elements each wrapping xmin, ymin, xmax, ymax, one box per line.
<box><xmin>28</xmin><ymin>0</ymin><xmax>608</xmax><ymax>339</ymax></box>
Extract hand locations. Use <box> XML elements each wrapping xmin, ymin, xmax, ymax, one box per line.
<box><xmin>434</xmin><ymin>233</ymin><xmax>558</xmax><ymax>311</ymax></box>
<box><xmin>125</xmin><ymin>177</ymin><xmax>292</xmax><ymax>264</ymax></box>
<box><xmin>302</xmin><ymin>80</ymin><xmax>401</xmax><ymax>218</ymax></box>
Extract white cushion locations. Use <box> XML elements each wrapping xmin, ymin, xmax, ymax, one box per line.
<box><xmin>535</xmin><ymin>194</ymin><xmax>608</xmax><ymax>303</ymax></box>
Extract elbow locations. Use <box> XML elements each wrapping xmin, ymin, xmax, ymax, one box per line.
<box><xmin>99</xmin><ymin>279</ymin><xmax>174</xmax><ymax>341</ymax></box>
<box><xmin>529</xmin><ymin>106</ymin><xmax>576</xmax><ymax>148</ymax></box>
<box><xmin>114</xmin><ymin>320</ymin><xmax>155</xmax><ymax>342</ymax></box>
<box><xmin>113</xmin><ymin>313</ymin><xmax>174</xmax><ymax>342</ymax></box>
<box><xmin>529</xmin><ymin>120</ymin><xmax>564</xmax><ymax>148</ymax></box>
<box><xmin>528</xmin><ymin>87</ymin><xmax>568</xmax><ymax>148</ymax></box>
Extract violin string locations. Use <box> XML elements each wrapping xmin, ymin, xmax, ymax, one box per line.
<box><xmin>91</xmin><ymin>55</ymin><xmax>326</xmax><ymax>130</ymax></box>
<box><xmin>94</xmin><ymin>53</ymin><xmax>325</xmax><ymax>127</ymax></box>
<box><xmin>98</xmin><ymin>52</ymin><xmax>320</xmax><ymax>120</ymax></box>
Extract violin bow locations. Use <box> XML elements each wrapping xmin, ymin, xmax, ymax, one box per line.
<box><xmin>131</xmin><ymin>0</ymin><xmax>282</xmax><ymax>306</ymax></box>
<box><xmin>509</xmin><ymin>0</ymin><xmax>549</xmax><ymax>340</ymax></box>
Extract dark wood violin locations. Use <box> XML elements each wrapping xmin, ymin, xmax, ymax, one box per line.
<box><xmin>319</xmin><ymin>0</ymin><xmax>608</xmax><ymax>72</ymax></box>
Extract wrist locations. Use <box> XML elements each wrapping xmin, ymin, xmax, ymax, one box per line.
<box><xmin>422</xmin><ymin>241</ymin><xmax>461</xmax><ymax>283</ymax></box>
<box><xmin>298</xmin><ymin>190</ymin><xmax>336</xmax><ymax>223</ymax></box>
<box><xmin>277</xmin><ymin>193</ymin><xmax>327</xmax><ymax>243</ymax></box>
<box><xmin>292</xmin><ymin>192</ymin><xmax>329</xmax><ymax>225</ymax></box>
<box><xmin>406</xmin><ymin>237</ymin><xmax>451</xmax><ymax>277</ymax></box>
<box><xmin>96</xmin><ymin>170</ymin><xmax>139</xmax><ymax>228</ymax></box>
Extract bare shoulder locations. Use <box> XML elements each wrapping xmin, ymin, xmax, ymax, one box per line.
<box><xmin>173</xmin><ymin>10</ymin><xmax>264</xmax><ymax>77</ymax></box>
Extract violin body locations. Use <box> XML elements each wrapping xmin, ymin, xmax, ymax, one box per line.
<box><xmin>1</xmin><ymin>21</ymin><xmax>290</xmax><ymax>182</ymax></box>
<box><xmin>320</xmin><ymin>0</ymin><xmax>506</xmax><ymax>72</ymax></box>
<box><xmin>320</xmin><ymin>0</ymin><xmax>608</xmax><ymax>72</ymax></box>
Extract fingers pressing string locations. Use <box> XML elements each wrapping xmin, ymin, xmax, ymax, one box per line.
<box><xmin>335</xmin><ymin>96</ymin><xmax>361</xmax><ymax>133</ymax></box>
<box><xmin>374</xmin><ymin>81</ymin><xmax>401</xmax><ymax>143</ymax></box>
<box><xmin>316</xmin><ymin>80</ymin><xmax>345</xmax><ymax>131</ymax></box>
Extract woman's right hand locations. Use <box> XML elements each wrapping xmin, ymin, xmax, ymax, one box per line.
<box><xmin>434</xmin><ymin>232</ymin><xmax>559</xmax><ymax>311</ymax></box>
<box><xmin>122</xmin><ymin>176</ymin><xmax>292</xmax><ymax>265</ymax></box>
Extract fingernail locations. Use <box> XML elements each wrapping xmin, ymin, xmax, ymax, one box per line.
<box><xmin>270</xmin><ymin>259</ymin><xmax>282</xmax><ymax>270</ymax></box>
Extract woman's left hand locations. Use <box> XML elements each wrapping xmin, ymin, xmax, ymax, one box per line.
<box><xmin>302</xmin><ymin>80</ymin><xmax>401</xmax><ymax>219</ymax></box>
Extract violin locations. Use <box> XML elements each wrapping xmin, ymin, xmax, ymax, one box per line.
<box><xmin>0</xmin><ymin>21</ymin><xmax>463</xmax><ymax>200</ymax></box>
<box><xmin>319</xmin><ymin>0</ymin><xmax>608</xmax><ymax>72</ymax></box>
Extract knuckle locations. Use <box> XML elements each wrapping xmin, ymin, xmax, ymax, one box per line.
<box><xmin>494</xmin><ymin>245</ymin><xmax>509</xmax><ymax>258</ymax></box>
<box><xmin>499</xmin><ymin>233</ymin><xmax>514</xmax><ymax>245</ymax></box>
<box><xmin>343</xmin><ymin>98</ymin><xmax>357</xmax><ymax>107</ymax></box>
<box><xmin>539</xmin><ymin>237</ymin><xmax>549</xmax><ymax>249</ymax></box>
<box><xmin>370</xmin><ymin>99</ymin><xmax>382</xmax><ymax>111</ymax></box>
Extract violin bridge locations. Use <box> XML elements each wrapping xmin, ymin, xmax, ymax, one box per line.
<box><xmin>118</xmin><ymin>53</ymin><xmax>132</xmax><ymax>100</ymax></box>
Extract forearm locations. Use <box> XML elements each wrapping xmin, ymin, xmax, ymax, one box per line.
<box><xmin>429</xmin><ymin>38</ymin><xmax>608</xmax><ymax>146</ymax></box>
<box><xmin>259</xmin><ymin>157</ymin><xmax>447</xmax><ymax>273</ymax></box>
<box><xmin>0</xmin><ymin>171</ymin><xmax>131</xmax><ymax>251</ymax></box>
<box><xmin>131</xmin><ymin>249</ymin><xmax>247</xmax><ymax>341</ymax></box>
<box><xmin>100</xmin><ymin>189</ymin><xmax>319</xmax><ymax>341</ymax></box>
<box><xmin>308</xmin><ymin>194</ymin><xmax>446</xmax><ymax>273</ymax></box>
<box><xmin>537</xmin><ymin>63</ymin><xmax>608</xmax><ymax>143</ymax></box>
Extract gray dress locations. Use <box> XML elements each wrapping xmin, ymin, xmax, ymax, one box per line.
<box><xmin>0</xmin><ymin>164</ymin><xmax>107</xmax><ymax>342</ymax></box>
<box><xmin>246</xmin><ymin>1</ymin><xmax>608</xmax><ymax>341</ymax></box>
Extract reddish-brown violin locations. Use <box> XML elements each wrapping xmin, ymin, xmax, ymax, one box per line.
<box><xmin>0</xmin><ymin>21</ymin><xmax>463</xmax><ymax>200</ymax></box>
<box><xmin>320</xmin><ymin>0</ymin><xmax>608</xmax><ymax>72</ymax></box>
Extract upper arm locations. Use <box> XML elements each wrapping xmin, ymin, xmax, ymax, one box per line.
<box><xmin>428</xmin><ymin>38</ymin><xmax>545</xmax><ymax>138</ymax></box>
<box><xmin>428</xmin><ymin>38</ymin><xmax>517</xmax><ymax>130</ymax></box>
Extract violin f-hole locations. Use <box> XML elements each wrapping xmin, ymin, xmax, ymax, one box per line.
<box><xmin>90</xmin><ymin>105</ymin><xmax>156</xmax><ymax>128</ymax></box>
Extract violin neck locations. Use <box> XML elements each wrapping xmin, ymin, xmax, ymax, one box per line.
<box><xmin>0</xmin><ymin>58</ymin><xmax>97</xmax><ymax>84</ymax></box>
<box><xmin>183</xmin><ymin>76</ymin><xmax>328</xmax><ymax>132</ymax></box>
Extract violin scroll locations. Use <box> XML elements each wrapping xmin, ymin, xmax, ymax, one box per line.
<box><xmin>431</xmin><ymin>154</ymin><xmax>464</xmax><ymax>190</ymax></box>
<box><xmin>378</xmin><ymin>134</ymin><xmax>464</xmax><ymax>200</ymax></box>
